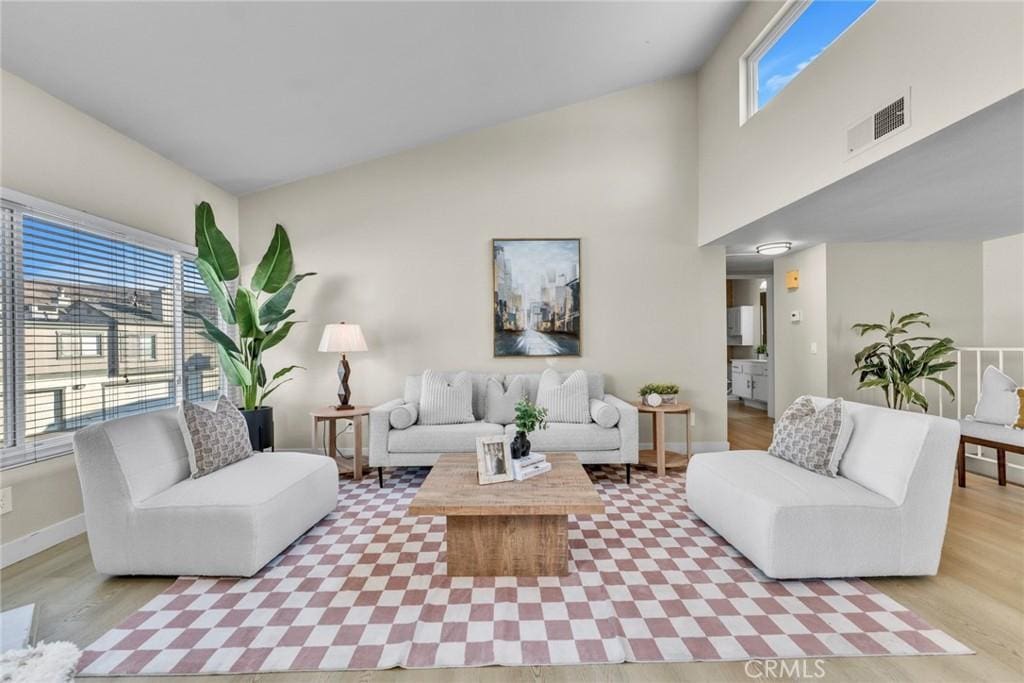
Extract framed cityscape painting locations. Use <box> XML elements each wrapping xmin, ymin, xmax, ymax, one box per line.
<box><xmin>492</xmin><ymin>238</ymin><xmax>581</xmax><ymax>357</ymax></box>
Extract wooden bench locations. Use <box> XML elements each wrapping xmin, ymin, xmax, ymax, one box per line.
<box><xmin>957</xmin><ymin>420</ymin><xmax>1024</xmax><ymax>487</ymax></box>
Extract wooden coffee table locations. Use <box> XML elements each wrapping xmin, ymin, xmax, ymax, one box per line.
<box><xmin>408</xmin><ymin>453</ymin><xmax>604</xmax><ymax>577</ymax></box>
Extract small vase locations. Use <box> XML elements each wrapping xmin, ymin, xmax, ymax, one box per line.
<box><xmin>511</xmin><ymin>430</ymin><xmax>531</xmax><ymax>460</ymax></box>
<box><xmin>660</xmin><ymin>393</ymin><xmax>678</xmax><ymax>405</ymax></box>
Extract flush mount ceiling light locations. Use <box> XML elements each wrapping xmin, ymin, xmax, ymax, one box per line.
<box><xmin>755</xmin><ymin>241</ymin><xmax>792</xmax><ymax>256</ymax></box>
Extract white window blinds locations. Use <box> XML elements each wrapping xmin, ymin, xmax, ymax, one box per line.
<box><xmin>1</xmin><ymin>192</ymin><xmax>226</xmax><ymax>468</ymax></box>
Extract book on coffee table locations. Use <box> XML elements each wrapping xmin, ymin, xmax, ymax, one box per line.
<box><xmin>514</xmin><ymin>452</ymin><xmax>549</xmax><ymax>480</ymax></box>
<box><xmin>516</xmin><ymin>460</ymin><xmax>552</xmax><ymax>481</ymax></box>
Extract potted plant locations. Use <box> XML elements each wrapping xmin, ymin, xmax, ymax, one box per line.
<box><xmin>189</xmin><ymin>201</ymin><xmax>316</xmax><ymax>450</ymax></box>
<box><xmin>639</xmin><ymin>383</ymin><xmax>680</xmax><ymax>406</ymax></box>
<box><xmin>756</xmin><ymin>343</ymin><xmax>768</xmax><ymax>360</ymax></box>
<box><xmin>851</xmin><ymin>311</ymin><xmax>956</xmax><ymax>412</ymax></box>
<box><xmin>511</xmin><ymin>398</ymin><xmax>548</xmax><ymax>460</ymax></box>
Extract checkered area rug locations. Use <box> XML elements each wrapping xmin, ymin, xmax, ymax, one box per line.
<box><xmin>78</xmin><ymin>466</ymin><xmax>970</xmax><ymax>675</ymax></box>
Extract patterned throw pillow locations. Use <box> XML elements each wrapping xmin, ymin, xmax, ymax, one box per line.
<box><xmin>484</xmin><ymin>376</ymin><xmax>526</xmax><ymax>424</ymax></box>
<box><xmin>178</xmin><ymin>396</ymin><xmax>253</xmax><ymax>478</ymax></box>
<box><xmin>768</xmin><ymin>396</ymin><xmax>852</xmax><ymax>477</ymax></box>
<box><xmin>418</xmin><ymin>370</ymin><xmax>475</xmax><ymax>425</ymax></box>
<box><xmin>537</xmin><ymin>369</ymin><xmax>591</xmax><ymax>424</ymax></box>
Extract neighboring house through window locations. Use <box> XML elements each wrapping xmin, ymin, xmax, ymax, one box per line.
<box><xmin>742</xmin><ymin>0</ymin><xmax>876</xmax><ymax>121</ymax></box>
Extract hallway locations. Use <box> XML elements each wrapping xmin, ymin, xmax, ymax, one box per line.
<box><xmin>727</xmin><ymin>401</ymin><xmax>773</xmax><ymax>450</ymax></box>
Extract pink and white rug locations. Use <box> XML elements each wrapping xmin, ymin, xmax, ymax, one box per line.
<box><xmin>77</xmin><ymin>466</ymin><xmax>970</xmax><ymax>676</ymax></box>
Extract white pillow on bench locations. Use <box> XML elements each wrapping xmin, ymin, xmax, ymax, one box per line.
<box><xmin>972</xmin><ymin>365</ymin><xmax>1023</xmax><ymax>428</ymax></box>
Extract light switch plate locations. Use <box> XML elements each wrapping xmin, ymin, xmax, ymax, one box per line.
<box><xmin>810</xmin><ymin>342</ymin><xmax>818</xmax><ymax>355</ymax></box>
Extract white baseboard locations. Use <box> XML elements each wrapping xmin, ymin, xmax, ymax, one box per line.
<box><xmin>1</xmin><ymin>514</ymin><xmax>85</xmax><ymax>569</ymax></box>
<box><xmin>965</xmin><ymin>452</ymin><xmax>1024</xmax><ymax>486</ymax></box>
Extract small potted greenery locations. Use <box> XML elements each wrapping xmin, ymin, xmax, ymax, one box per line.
<box><xmin>756</xmin><ymin>343</ymin><xmax>768</xmax><ymax>360</ymax></box>
<box><xmin>851</xmin><ymin>311</ymin><xmax>956</xmax><ymax>412</ymax></box>
<box><xmin>639</xmin><ymin>383</ymin><xmax>680</xmax><ymax>406</ymax></box>
<box><xmin>511</xmin><ymin>398</ymin><xmax>548</xmax><ymax>460</ymax></box>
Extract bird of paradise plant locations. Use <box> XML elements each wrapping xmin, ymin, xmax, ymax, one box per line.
<box><xmin>189</xmin><ymin>201</ymin><xmax>315</xmax><ymax>410</ymax></box>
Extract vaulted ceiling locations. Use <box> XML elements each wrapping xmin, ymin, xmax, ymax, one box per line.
<box><xmin>1</xmin><ymin>1</ymin><xmax>744</xmax><ymax>195</ymax></box>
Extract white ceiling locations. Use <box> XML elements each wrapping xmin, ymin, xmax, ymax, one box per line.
<box><xmin>0</xmin><ymin>1</ymin><xmax>744</xmax><ymax>195</ymax></box>
<box><xmin>722</xmin><ymin>90</ymin><xmax>1024</xmax><ymax>275</ymax></box>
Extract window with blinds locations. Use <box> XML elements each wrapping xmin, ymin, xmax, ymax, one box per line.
<box><xmin>182</xmin><ymin>259</ymin><xmax>222</xmax><ymax>403</ymax></box>
<box><xmin>1</xmin><ymin>192</ymin><xmax>226</xmax><ymax>468</ymax></box>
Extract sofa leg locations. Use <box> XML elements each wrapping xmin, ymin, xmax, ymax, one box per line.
<box><xmin>957</xmin><ymin>438</ymin><xmax>966</xmax><ymax>488</ymax></box>
<box><xmin>378</xmin><ymin>467</ymin><xmax>385</xmax><ymax>488</ymax></box>
<box><xmin>626</xmin><ymin>464</ymin><xmax>631</xmax><ymax>485</ymax></box>
<box><xmin>997</xmin><ymin>449</ymin><xmax>1007</xmax><ymax>486</ymax></box>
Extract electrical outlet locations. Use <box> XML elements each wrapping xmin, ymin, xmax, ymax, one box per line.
<box><xmin>0</xmin><ymin>487</ymin><xmax>12</xmax><ymax>515</ymax></box>
<box><xmin>690</xmin><ymin>412</ymin><xmax>696</xmax><ymax>427</ymax></box>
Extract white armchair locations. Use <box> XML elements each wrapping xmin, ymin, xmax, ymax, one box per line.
<box><xmin>687</xmin><ymin>397</ymin><xmax>960</xmax><ymax>579</ymax></box>
<box><xmin>73</xmin><ymin>408</ymin><xmax>338</xmax><ymax>577</ymax></box>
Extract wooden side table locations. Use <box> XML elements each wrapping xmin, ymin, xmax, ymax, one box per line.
<box><xmin>632</xmin><ymin>401</ymin><xmax>692</xmax><ymax>476</ymax></box>
<box><xmin>310</xmin><ymin>405</ymin><xmax>371</xmax><ymax>480</ymax></box>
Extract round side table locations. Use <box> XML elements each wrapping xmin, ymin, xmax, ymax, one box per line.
<box><xmin>632</xmin><ymin>401</ymin><xmax>692</xmax><ymax>476</ymax></box>
<box><xmin>310</xmin><ymin>405</ymin><xmax>372</xmax><ymax>480</ymax></box>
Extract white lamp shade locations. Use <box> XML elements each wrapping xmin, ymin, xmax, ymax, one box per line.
<box><xmin>318</xmin><ymin>323</ymin><xmax>367</xmax><ymax>353</ymax></box>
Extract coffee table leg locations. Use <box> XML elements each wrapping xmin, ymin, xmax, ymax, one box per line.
<box><xmin>446</xmin><ymin>515</ymin><xmax>568</xmax><ymax>577</ymax></box>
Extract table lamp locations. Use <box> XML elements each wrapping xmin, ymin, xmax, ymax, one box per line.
<box><xmin>318</xmin><ymin>322</ymin><xmax>367</xmax><ymax>409</ymax></box>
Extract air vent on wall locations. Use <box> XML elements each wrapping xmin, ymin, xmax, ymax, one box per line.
<box><xmin>847</xmin><ymin>89</ymin><xmax>911</xmax><ymax>157</ymax></box>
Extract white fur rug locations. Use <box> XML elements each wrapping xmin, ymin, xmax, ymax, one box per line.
<box><xmin>1</xmin><ymin>641</ymin><xmax>80</xmax><ymax>683</ymax></box>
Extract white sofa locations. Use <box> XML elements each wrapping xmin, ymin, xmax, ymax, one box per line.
<box><xmin>687</xmin><ymin>397</ymin><xmax>960</xmax><ymax>579</ymax></box>
<box><xmin>370</xmin><ymin>371</ymin><xmax>638</xmax><ymax>484</ymax></box>
<box><xmin>72</xmin><ymin>408</ymin><xmax>338</xmax><ymax>577</ymax></box>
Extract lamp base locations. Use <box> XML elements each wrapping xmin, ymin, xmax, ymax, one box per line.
<box><xmin>336</xmin><ymin>356</ymin><xmax>353</xmax><ymax>411</ymax></box>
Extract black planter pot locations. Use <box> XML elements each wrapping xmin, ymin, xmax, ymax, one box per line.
<box><xmin>510</xmin><ymin>430</ymin><xmax>531</xmax><ymax>460</ymax></box>
<box><xmin>241</xmin><ymin>406</ymin><xmax>275</xmax><ymax>452</ymax></box>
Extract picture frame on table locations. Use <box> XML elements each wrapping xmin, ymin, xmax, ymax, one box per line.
<box><xmin>475</xmin><ymin>435</ymin><xmax>514</xmax><ymax>485</ymax></box>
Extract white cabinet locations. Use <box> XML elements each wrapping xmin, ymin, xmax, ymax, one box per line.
<box><xmin>731</xmin><ymin>360</ymin><xmax>768</xmax><ymax>404</ymax></box>
<box><xmin>726</xmin><ymin>306</ymin><xmax>755</xmax><ymax>346</ymax></box>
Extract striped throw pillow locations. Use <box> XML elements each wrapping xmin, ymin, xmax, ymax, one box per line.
<box><xmin>537</xmin><ymin>369</ymin><xmax>591</xmax><ymax>424</ymax></box>
<box><xmin>418</xmin><ymin>370</ymin><xmax>475</xmax><ymax>425</ymax></box>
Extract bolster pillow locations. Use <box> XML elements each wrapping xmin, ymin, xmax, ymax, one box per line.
<box><xmin>590</xmin><ymin>398</ymin><xmax>619</xmax><ymax>428</ymax></box>
<box><xmin>389</xmin><ymin>402</ymin><xmax>419</xmax><ymax>430</ymax></box>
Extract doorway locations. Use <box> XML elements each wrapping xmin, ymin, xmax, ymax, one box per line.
<box><xmin>726</xmin><ymin>275</ymin><xmax>775</xmax><ymax>448</ymax></box>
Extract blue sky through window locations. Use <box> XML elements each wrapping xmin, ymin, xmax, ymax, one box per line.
<box><xmin>757</xmin><ymin>0</ymin><xmax>876</xmax><ymax>109</ymax></box>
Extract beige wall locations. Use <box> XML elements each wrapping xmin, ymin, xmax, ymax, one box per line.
<box><xmin>825</xmin><ymin>242</ymin><xmax>984</xmax><ymax>410</ymax></box>
<box><xmin>982</xmin><ymin>233</ymin><xmax>1024</xmax><ymax>348</ymax></box>
<box><xmin>698</xmin><ymin>1</ymin><xmax>1024</xmax><ymax>244</ymax></box>
<box><xmin>772</xmin><ymin>242</ymin><xmax>985</xmax><ymax>414</ymax></box>
<box><xmin>0</xmin><ymin>70</ymin><xmax>239</xmax><ymax>546</ymax></box>
<box><xmin>772</xmin><ymin>245</ymin><xmax>829</xmax><ymax>410</ymax></box>
<box><xmin>979</xmin><ymin>233</ymin><xmax>1024</xmax><ymax>485</ymax></box>
<box><xmin>239</xmin><ymin>77</ymin><xmax>727</xmax><ymax>451</ymax></box>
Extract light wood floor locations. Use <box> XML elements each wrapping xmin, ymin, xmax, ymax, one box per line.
<box><xmin>3</xmin><ymin>412</ymin><xmax>1022</xmax><ymax>682</ymax></box>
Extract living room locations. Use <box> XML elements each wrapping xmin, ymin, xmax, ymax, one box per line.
<box><xmin>1</xmin><ymin>1</ymin><xmax>1022</xmax><ymax>681</ymax></box>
